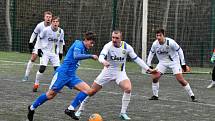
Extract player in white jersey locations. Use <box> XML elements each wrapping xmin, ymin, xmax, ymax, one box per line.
<box><xmin>32</xmin><ymin>16</ymin><xmax>65</xmax><ymax>92</ymax></box>
<box><xmin>207</xmin><ymin>48</ymin><xmax>215</xmax><ymax>88</ymax></box>
<box><xmin>22</xmin><ymin>11</ymin><xmax>52</xmax><ymax>82</ymax></box>
<box><xmin>147</xmin><ymin>29</ymin><xmax>197</xmax><ymax>102</ymax></box>
<box><xmin>74</xmin><ymin>30</ymin><xmax>157</xmax><ymax>120</ymax></box>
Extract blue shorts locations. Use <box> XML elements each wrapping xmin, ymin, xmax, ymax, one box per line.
<box><xmin>49</xmin><ymin>71</ymin><xmax>83</xmax><ymax>92</ymax></box>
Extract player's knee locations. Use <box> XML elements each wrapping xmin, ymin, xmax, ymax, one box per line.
<box><xmin>123</xmin><ymin>87</ymin><xmax>132</xmax><ymax>93</ymax></box>
<box><xmin>31</xmin><ymin>54</ymin><xmax>37</xmax><ymax>61</ymax></box>
<box><xmin>47</xmin><ymin>95</ymin><xmax>54</xmax><ymax>100</ymax></box>
<box><xmin>39</xmin><ymin>66</ymin><xmax>46</xmax><ymax>73</ymax></box>
<box><xmin>87</xmin><ymin>89</ymin><xmax>97</xmax><ymax>96</ymax></box>
<box><xmin>177</xmin><ymin>79</ymin><xmax>187</xmax><ymax>86</ymax></box>
<box><xmin>176</xmin><ymin>75</ymin><xmax>185</xmax><ymax>82</ymax></box>
<box><xmin>46</xmin><ymin>91</ymin><xmax>57</xmax><ymax>100</ymax></box>
<box><xmin>30</xmin><ymin>59</ymin><xmax>35</xmax><ymax>62</ymax></box>
<box><xmin>124</xmin><ymin>89</ymin><xmax>131</xmax><ymax>93</ymax></box>
<box><xmin>153</xmin><ymin>79</ymin><xmax>159</xmax><ymax>83</ymax></box>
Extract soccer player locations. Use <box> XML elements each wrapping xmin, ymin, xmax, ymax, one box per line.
<box><xmin>146</xmin><ymin>28</ymin><xmax>197</xmax><ymax>102</ymax></box>
<box><xmin>74</xmin><ymin>30</ymin><xmax>157</xmax><ymax>120</ymax></box>
<box><xmin>207</xmin><ymin>48</ymin><xmax>215</xmax><ymax>88</ymax></box>
<box><xmin>22</xmin><ymin>11</ymin><xmax>52</xmax><ymax>82</ymax></box>
<box><xmin>27</xmin><ymin>31</ymin><xmax>98</xmax><ymax>121</ymax></box>
<box><xmin>32</xmin><ymin>16</ymin><xmax>65</xmax><ymax>92</ymax></box>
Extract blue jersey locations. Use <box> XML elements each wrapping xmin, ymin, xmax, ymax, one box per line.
<box><xmin>56</xmin><ymin>40</ymin><xmax>92</xmax><ymax>75</ymax></box>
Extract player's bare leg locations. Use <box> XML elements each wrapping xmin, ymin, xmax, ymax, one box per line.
<box><xmin>175</xmin><ymin>73</ymin><xmax>197</xmax><ymax>102</ymax></box>
<box><xmin>23</xmin><ymin>53</ymin><xmax>37</xmax><ymax>82</ymax></box>
<box><xmin>75</xmin><ymin>82</ymin><xmax>102</xmax><ymax>117</ymax></box>
<box><xmin>118</xmin><ymin>79</ymin><xmax>132</xmax><ymax>120</ymax></box>
<box><xmin>207</xmin><ymin>66</ymin><xmax>215</xmax><ymax>88</ymax></box>
<box><xmin>66</xmin><ymin>82</ymin><xmax>98</xmax><ymax>120</ymax></box>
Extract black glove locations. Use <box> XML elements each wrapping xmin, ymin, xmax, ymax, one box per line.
<box><xmin>149</xmin><ymin>66</ymin><xmax>154</xmax><ymax>69</ymax></box>
<box><xmin>29</xmin><ymin>43</ymin><xmax>34</xmax><ymax>53</ymax></box>
<box><xmin>59</xmin><ymin>53</ymin><xmax>63</xmax><ymax>60</ymax></box>
<box><xmin>181</xmin><ymin>65</ymin><xmax>187</xmax><ymax>72</ymax></box>
<box><xmin>38</xmin><ymin>49</ymin><xmax>43</xmax><ymax>57</ymax></box>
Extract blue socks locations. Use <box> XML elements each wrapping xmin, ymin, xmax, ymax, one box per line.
<box><xmin>31</xmin><ymin>92</ymin><xmax>88</xmax><ymax>110</ymax></box>
<box><xmin>71</xmin><ymin>92</ymin><xmax>88</xmax><ymax>109</ymax></box>
<box><xmin>32</xmin><ymin>93</ymin><xmax>48</xmax><ymax>109</ymax></box>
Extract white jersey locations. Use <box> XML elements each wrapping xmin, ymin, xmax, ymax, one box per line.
<box><xmin>38</xmin><ymin>26</ymin><xmax>64</xmax><ymax>55</ymax></box>
<box><xmin>99</xmin><ymin>41</ymin><xmax>149</xmax><ymax>71</ymax></box>
<box><xmin>95</xmin><ymin>41</ymin><xmax>149</xmax><ymax>86</ymax></box>
<box><xmin>147</xmin><ymin>37</ymin><xmax>185</xmax><ymax>66</ymax></box>
<box><xmin>30</xmin><ymin>21</ymin><xmax>50</xmax><ymax>50</ymax></box>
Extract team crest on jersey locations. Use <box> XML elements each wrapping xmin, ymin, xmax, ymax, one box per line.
<box><xmin>166</xmin><ymin>45</ymin><xmax>169</xmax><ymax>50</ymax></box>
<box><xmin>57</xmin><ymin>32</ymin><xmax>60</xmax><ymax>37</ymax></box>
<box><xmin>122</xmin><ymin>50</ymin><xmax>126</xmax><ymax>54</ymax></box>
<box><xmin>57</xmin><ymin>28</ymin><xmax>61</xmax><ymax>37</ymax></box>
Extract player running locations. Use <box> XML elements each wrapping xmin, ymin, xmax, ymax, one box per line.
<box><xmin>74</xmin><ymin>30</ymin><xmax>157</xmax><ymax>120</ymax></box>
<box><xmin>146</xmin><ymin>28</ymin><xmax>197</xmax><ymax>102</ymax></box>
<box><xmin>32</xmin><ymin>16</ymin><xmax>65</xmax><ymax>92</ymax></box>
<box><xmin>27</xmin><ymin>31</ymin><xmax>98</xmax><ymax>121</ymax></box>
<box><xmin>22</xmin><ymin>11</ymin><xmax>52</xmax><ymax>82</ymax></box>
<box><xmin>207</xmin><ymin>48</ymin><xmax>215</xmax><ymax>88</ymax></box>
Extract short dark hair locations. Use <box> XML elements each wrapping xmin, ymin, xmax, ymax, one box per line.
<box><xmin>52</xmin><ymin>16</ymin><xmax>60</xmax><ymax>22</ymax></box>
<box><xmin>156</xmin><ymin>29</ymin><xmax>165</xmax><ymax>35</ymax></box>
<box><xmin>84</xmin><ymin>31</ymin><xmax>96</xmax><ymax>41</ymax></box>
<box><xmin>44</xmin><ymin>11</ymin><xmax>52</xmax><ymax>16</ymax></box>
<box><xmin>112</xmin><ymin>30</ymin><xmax>122</xmax><ymax>38</ymax></box>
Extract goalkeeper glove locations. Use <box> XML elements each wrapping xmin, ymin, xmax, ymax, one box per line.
<box><xmin>181</xmin><ymin>65</ymin><xmax>187</xmax><ymax>72</ymax></box>
<box><xmin>59</xmin><ymin>53</ymin><xmax>63</xmax><ymax>60</ymax></box>
<box><xmin>38</xmin><ymin>49</ymin><xmax>43</xmax><ymax>57</ymax></box>
<box><xmin>28</xmin><ymin>43</ymin><xmax>34</xmax><ymax>53</ymax></box>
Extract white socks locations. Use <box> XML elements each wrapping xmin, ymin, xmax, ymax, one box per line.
<box><xmin>184</xmin><ymin>83</ymin><xmax>194</xmax><ymax>96</ymax></box>
<box><xmin>121</xmin><ymin>92</ymin><xmax>131</xmax><ymax>114</ymax></box>
<box><xmin>68</xmin><ymin>105</ymin><xmax>75</xmax><ymax>110</ymax></box>
<box><xmin>77</xmin><ymin>96</ymin><xmax>89</xmax><ymax>112</ymax></box>
<box><xmin>25</xmin><ymin>60</ymin><xmax>34</xmax><ymax>77</ymax></box>
<box><xmin>152</xmin><ymin>82</ymin><xmax>159</xmax><ymax>97</ymax></box>
<box><xmin>30</xmin><ymin>105</ymin><xmax>35</xmax><ymax>111</ymax></box>
<box><xmin>35</xmin><ymin>71</ymin><xmax>43</xmax><ymax>84</ymax></box>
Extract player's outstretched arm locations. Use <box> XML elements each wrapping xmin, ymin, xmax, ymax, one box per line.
<box><xmin>98</xmin><ymin>55</ymin><xmax>110</xmax><ymax>67</ymax></box>
<box><xmin>73</xmin><ymin>48</ymin><xmax>98</xmax><ymax>60</ymax></box>
<box><xmin>98</xmin><ymin>43</ymin><xmax>110</xmax><ymax>67</ymax></box>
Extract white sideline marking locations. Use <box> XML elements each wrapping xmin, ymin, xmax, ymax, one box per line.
<box><xmin>1</xmin><ymin>78</ymin><xmax>215</xmax><ymax>107</ymax></box>
<box><xmin>0</xmin><ymin>59</ymin><xmax>210</xmax><ymax>81</ymax></box>
<box><xmin>0</xmin><ymin>60</ymin><xmax>101</xmax><ymax>70</ymax></box>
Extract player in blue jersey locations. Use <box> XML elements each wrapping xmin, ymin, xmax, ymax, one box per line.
<box><xmin>74</xmin><ymin>30</ymin><xmax>158</xmax><ymax>120</ymax></box>
<box><xmin>27</xmin><ymin>31</ymin><xmax>98</xmax><ymax>121</ymax></box>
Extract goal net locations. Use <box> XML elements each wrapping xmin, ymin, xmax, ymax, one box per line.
<box><xmin>0</xmin><ymin>0</ymin><xmax>213</xmax><ymax>74</ymax></box>
<box><xmin>145</xmin><ymin>0</ymin><xmax>212</xmax><ymax>73</ymax></box>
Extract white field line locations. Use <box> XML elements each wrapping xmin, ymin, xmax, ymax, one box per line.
<box><xmin>0</xmin><ymin>60</ymin><xmax>209</xmax><ymax>81</ymax></box>
<box><xmin>1</xmin><ymin>78</ymin><xmax>215</xmax><ymax>107</ymax></box>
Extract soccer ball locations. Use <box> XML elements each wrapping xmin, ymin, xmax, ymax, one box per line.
<box><xmin>88</xmin><ymin>113</ymin><xmax>103</xmax><ymax>121</ymax></box>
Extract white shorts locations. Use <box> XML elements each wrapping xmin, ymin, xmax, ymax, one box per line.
<box><xmin>94</xmin><ymin>68</ymin><xmax>129</xmax><ymax>86</ymax></box>
<box><xmin>156</xmin><ymin>62</ymin><xmax>182</xmax><ymax>75</ymax></box>
<box><xmin>40</xmin><ymin>53</ymin><xmax>60</xmax><ymax>67</ymax></box>
<box><xmin>32</xmin><ymin>41</ymin><xmax>40</xmax><ymax>54</ymax></box>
